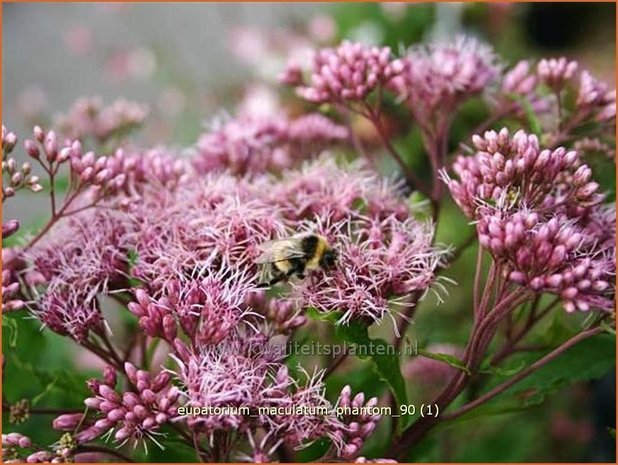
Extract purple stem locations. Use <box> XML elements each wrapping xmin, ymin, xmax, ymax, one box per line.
<box><xmin>443</xmin><ymin>325</ymin><xmax>604</xmax><ymax>421</ymax></box>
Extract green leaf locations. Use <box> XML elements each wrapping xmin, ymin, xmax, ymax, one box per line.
<box><xmin>408</xmin><ymin>191</ymin><xmax>432</xmax><ymax>221</ymax></box>
<box><xmin>126</xmin><ymin>249</ymin><xmax>144</xmax><ymax>287</ymax></box>
<box><xmin>2</xmin><ymin>316</ymin><xmax>18</xmax><ymax>348</ymax></box>
<box><xmin>608</xmin><ymin>427</ymin><xmax>616</xmax><ymax>439</ymax></box>
<box><xmin>418</xmin><ymin>349</ymin><xmax>470</xmax><ymax>375</ymax></box>
<box><xmin>9</xmin><ymin>355</ymin><xmax>90</xmax><ymax>405</ymax></box>
<box><xmin>334</xmin><ymin>321</ymin><xmax>409</xmax><ymax>428</ymax></box>
<box><xmin>479</xmin><ymin>360</ymin><xmax>525</xmax><ymax>377</ymax></box>
<box><xmin>305</xmin><ymin>307</ymin><xmax>340</xmax><ymax>324</ymax></box>
<box><xmin>600</xmin><ymin>321</ymin><xmax>616</xmax><ymax>336</ymax></box>
<box><xmin>325</xmin><ymin>363</ymin><xmax>387</xmax><ymax>402</ymax></box>
<box><xmin>448</xmin><ymin>333</ymin><xmax>616</xmax><ymax>423</ymax></box>
<box><xmin>294</xmin><ymin>437</ymin><xmax>331</xmax><ymax>462</ymax></box>
<box><xmin>30</xmin><ymin>375</ymin><xmax>59</xmax><ymax>406</ymax></box>
<box><xmin>127</xmin><ymin>248</ymin><xmax>139</xmax><ymax>267</ymax></box>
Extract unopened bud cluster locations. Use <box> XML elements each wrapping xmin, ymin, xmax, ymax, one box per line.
<box><xmin>445</xmin><ymin>128</ymin><xmax>615</xmax><ymax>312</ymax></box>
<box><xmin>72</xmin><ymin>363</ymin><xmax>178</xmax><ymax>445</ymax></box>
<box><xmin>333</xmin><ymin>386</ymin><xmax>381</xmax><ymax>460</ymax></box>
<box><xmin>294</xmin><ymin>40</ymin><xmax>404</xmax><ymax>103</ymax></box>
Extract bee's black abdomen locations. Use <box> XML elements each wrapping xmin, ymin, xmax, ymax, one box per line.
<box><xmin>300</xmin><ymin>234</ymin><xmax>319</xmax><ymax>257</ymax></box>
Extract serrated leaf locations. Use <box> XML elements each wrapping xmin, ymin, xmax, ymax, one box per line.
<box><xmin>418</xmin><ymin>349</ymin><xmax>470</xmax><ymax>375</ymax></box>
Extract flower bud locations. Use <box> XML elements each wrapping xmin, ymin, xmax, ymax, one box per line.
<box><xmin>53</xmin><ymin>413</ymin><xmax>84</xmax><ymax>431</ymax></box>
<box><xmin>58</xmin><ymin>147</ymin><xmax>72</xmax><ymax>163</ymax></box>
<box><xmin>44</xmin><ymin>131</ymin><xmax>58</xmax><ymax>161</ymax></box>
<box><xmin>24</xmin><ymin>140</ymin><xmax>40</xmax><ymax>159</ymax></box>
<box><xmin>3</xmin><ymin>219</ymin><xmax>20</xmax><ymax>238</ymax></box>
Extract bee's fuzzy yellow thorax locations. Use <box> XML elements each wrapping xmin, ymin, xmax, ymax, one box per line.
<box><xmin>306</xmin><ymin>236</ymin><xmax>328</xmax><ymax>270</ymax></box>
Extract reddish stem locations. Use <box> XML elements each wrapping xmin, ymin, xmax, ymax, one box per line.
<box><xmin>443</xmin><ymin>326</ymin><xmax>604</xmax><ymax>421</ymax></box>
<box><xmin>363</xmin><ymin>103</ymin><xmax>430</xmax><ymax>195</ymax></box>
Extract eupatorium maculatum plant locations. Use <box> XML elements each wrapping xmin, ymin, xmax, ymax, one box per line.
<box><xmin>3</xmin><ymin>31</ymin><xmax>615</xmax><ymax>463</ymax></box>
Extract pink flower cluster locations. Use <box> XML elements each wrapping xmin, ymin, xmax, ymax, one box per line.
<box><xmin>500</xmin><ymin>57</ymin><xmax>616</xmax><ymax>125</ymax></box>
<box><xmin>3</xmin><ymin>126</ymin><xmax>42</xmax><ymax>203</ymax></box>
<box><xmin>297</xmin><ymin>216</ymin><xmax>444</xmax><ymax>326</ymax></box>
<box><xmin>246</xmin><ymin>292</ymin><xmax>307</xmax><ymax>335</ymax></box>
<box><xmin>333</xmin><ymin>386</ymin><xmax>382</xmax><ymax>459</ymax></box>
<box><xmin>577</xmin><ymin>71</ymin><xmax>616</xmax><ymax>122</ymax></box>
<box><xmin>12</xmin><ymin>135</ymin><xmax>436</xmax><ymax>457</ymax></box>
<box><xmin>54</xmin><ymin>97</ymin><xmax>148</xmax><ymax>144</ymax></box>
<box><xmin>478</xmin><ymin>206</ymin><xmax>615</xmax><ymax>312</ymax></box>
<box><xmin>444</xmin><ymin>128</ymin><xmax>603</xmax><ymax>217</ymax></box>
<box><xmin>444</xmin><ymin>128</ymin><xmax>615</xmax><ymax>312</ymax></box>
<box><xmin>173</xmin><ymin>334</ymin><xmax>379</xmax><ymax>460</ymax></box>
<box><xmin>502</xmin><ymin>60</ymin><xmax>538</xmax><ymax>96</ymax></box>
<box><xmin>28</xmin><ymin>211</ymin><xmax>128</xmax><ymax>341</ymax></box>
<box><xmin>537</xmin><ymin>57</ymin><xmax>578</xmax><ymax>91</ymax></box>
<box><xmin>68</xmin><ymin>143</ymin><xmax>131</xmax><ymax>201</ymax></box>
<box><xmin>267</xmin><ymin>158</ymin><xmax>410</xmax><ymax>222</ymax></box>
<box><xmin>193</xmin><ymin>113</ymin><xmax>348</xmax><ymax>176</ymax></box>
<box><xmin>390</xmin><ymin>36</ymin><xmax>499</xmax><ymax>120</ymax></box>
<box><xmin>67</xmin><ymin>363</ymin><xmax>179</xmax><ymax>447</ymax></box>
<box><xmin>2</xmin><ymin>126</ymin><xmax>42</xmax><ymax>242</ymax></box>
<box><xmin>128</xmin><ymin>267</ymin><xmax>258</xmax><ymax>346</ymax></box>
<box><xmin>293</xmin><ymin>40</ymin><xmax>404</xmax><ymax>103</ymax></box>
<box><xmin>2</xmin><ymin>431</ymin><xmax>83</xmax><ymax>463</ymax></box>
<box><xmin>2</xmin><ymin>433</ymin><xmax>48</xmax><ymax>464</ymax></box>
<box><xmin>24</xmin><ymin>150</ymin><xmax>440</xmax><ymax>339</ymax></box>
<box><xmin>2</xmin><ymin>248</ymin><xmax>26</xmax><ymax>312</ymax></box>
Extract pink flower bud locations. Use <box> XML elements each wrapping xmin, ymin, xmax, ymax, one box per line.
<box><xmin>58</xmin><ymin>147</ymin><xmax>72</xmax><ymax>163</ymax></box>
<box><xmin>80</xmin><ymin>167</ymin><xmax>94</xmax><ymax>182</ymax></box>
<box><xmin>140</xmin><ymin>389</ymin><xmax>156</xmax><ymax>404</ymax></box>
<box><xmin>124</xmin><ymin>362</ymin><xmax>138</xmax><ymax>384</ymax></box>
<box><xmin>114</xmin><ymin>427</ymin><xmax>131</xmax><ymax>442</ymax></box>
<box><xmin>173</xmin><ymin>338</ymin><xmax>192</xmax><ymax>363</ymax></box>
<box><xmin>84</xmin><ymin>397</ymin><xmax>101</xmax><ymax>409</ymax></box>
<box><xmin>3</xmin><ymin>219</ymin><xmax>20</xmax><ymax>238</ymax></box>
<box><xmin>44</xmin><ymin>131</ymin><xmax>58</xmax><ymax>161</ymax></box>
<box><xmin>152</xmin><ymin>371</ymin><xmax>171</xmax><ymax>392</ymax></box>
<box><xmin>18</xmin><ymin>435</ymin><xmax>32</xmax><ymax>448</ymax></box>
<box><xmin>142</xmin><ymin>416</ymin><xmax>157</xmax><ymax>429</ymax></box>
<box><xmin>93</xmin><ymin>418</ymin><xmax>113</xmax><ymax>431</ymax></box>
<box><xmin>95</xmin><ymin>169</ymin><xmax>110</xmax><ymax>184</ymax></box>
<box><xmin>98</xmin><ymin>384</ymin><xmax>119</xmax><ymax>402</ymax></box>
<box><xmin>122</xmin><ymin>392</ymin><xmax>140</xmax><ymax>408</ymax></box>
<box><xmin>107</xmin><ymin>408</ymin><xmax>125</xmax><ymax>422</ymax></box>
<box><xmin>24</xmin><ymin>140</ymin><xmax>40</xmax><ymax>159</ymax></box>
<box><xmin>33</xmin><ymin>126</ymin><xmax>45</xmax><ymax>143</ymax></box>
<box><xmin>52</xmin><ymin>413</ymin><xmax>84</xmax><ymax>431</ymax></box>
<box><xmin>103</xmin><ymin>366</ymin><xmax>117</xmax><ymax>387</ymax></box>
<box><xmin>352</xmin><ymin>392</ymin><xmax>365</xmax><ymax>409</ymax></box>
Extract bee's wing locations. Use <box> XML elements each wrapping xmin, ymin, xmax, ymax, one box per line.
<box><xmin>255</xmin><ymin>238</ymin><xmax>306</xmax><ymax>264</ymax></box>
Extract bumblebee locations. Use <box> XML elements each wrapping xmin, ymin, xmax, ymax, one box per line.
<box><xmin>255</xmin><ymin>233</ymin><xmax>338</xmax><ymax>287</ymax></box>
